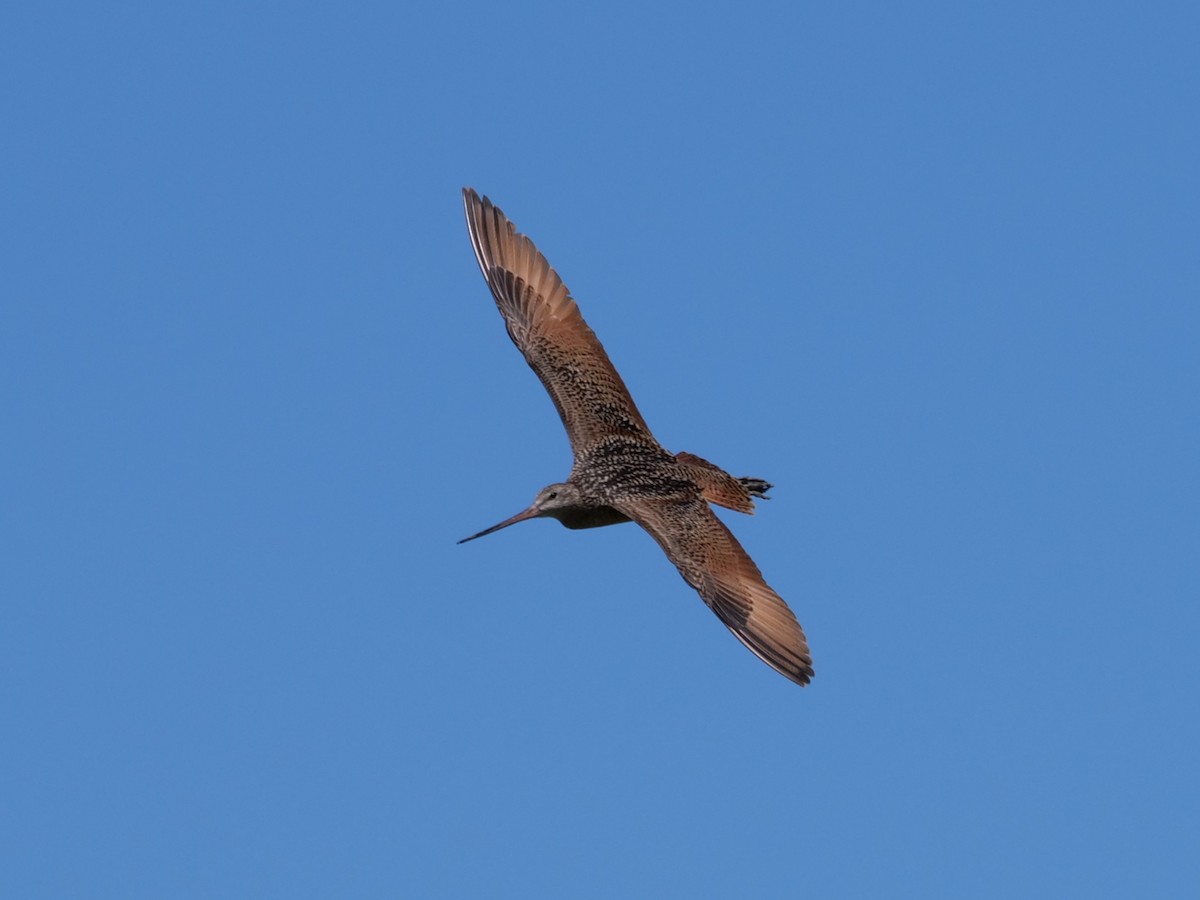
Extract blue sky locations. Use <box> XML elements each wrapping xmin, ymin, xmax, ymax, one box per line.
<box><xmin>3</xmin><ymin>2</ymin><xmax>1197</xmax><ymax>897</ymax></box>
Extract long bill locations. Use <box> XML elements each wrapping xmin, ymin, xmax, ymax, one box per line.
<box><xmin>457</xmin><ymin>505</ymin><xmax>540</xmax><ymax>544</ymax></box>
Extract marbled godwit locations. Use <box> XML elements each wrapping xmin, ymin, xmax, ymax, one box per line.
<box><xmin>458</xmin><ymin>189</ymin><xmax>814</xmax><ymax>686</ymax></box>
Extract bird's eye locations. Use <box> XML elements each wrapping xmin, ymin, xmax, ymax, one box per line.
<box><xmin>547</xmin><ymin>491</ymin><xmax>557</xmax><ymax>500</ymax></box>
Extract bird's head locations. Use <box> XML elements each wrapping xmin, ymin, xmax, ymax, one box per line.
<box><xmin>458</xmin><ymin>482</ymin><xmax>581</xmax><ymax>544</ymax></box>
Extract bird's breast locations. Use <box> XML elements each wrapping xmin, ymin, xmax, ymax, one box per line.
<box><xmin>554</xmin><ymin>506</ymin><xmax>632</xmax><ymax>530</ymax></box>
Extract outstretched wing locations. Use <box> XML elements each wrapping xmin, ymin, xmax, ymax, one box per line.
<box><xmin>463</xmin><ymin>188</ymin><xmax>655</xmax><ymax>459</ymax></box>
<box><xmin>616</xmin><ymin>495</ymin><xmax>814</xmax><ymax>686</ymax></box>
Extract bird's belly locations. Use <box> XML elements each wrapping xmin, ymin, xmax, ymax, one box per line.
<box><xmin>557</xmin><ymin>506</ymin><xmax>632</xmax><ymax>530</ymax></box>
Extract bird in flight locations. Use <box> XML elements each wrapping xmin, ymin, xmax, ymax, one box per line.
<box><xmin>458</xmin><ymin>188</ymin><xmax>813</xmax><ymax>686</ymax></box>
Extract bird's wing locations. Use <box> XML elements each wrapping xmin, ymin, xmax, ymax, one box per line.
<box><xmin>463</xmin><ymin>188</ymin><xmax>655</xmax><ymax>459</ymax></box>
<box><xmin>614</xmin><ymin>495</ymin><xmax>814</xmax><ymax>686</ymax></box>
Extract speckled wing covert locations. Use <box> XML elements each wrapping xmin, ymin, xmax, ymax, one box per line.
<box><xmin>463</xmin><ymin>188</ymin><xmax>656</xmax><ymax>460</ymax></box>
<box><xmin>615</xmin><ymin>495</ymin><xmax>814</xmax><ymax>686</ymax></box>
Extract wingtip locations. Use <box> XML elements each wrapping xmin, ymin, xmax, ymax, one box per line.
<box><xmin>462</xmin><ymin>186</ymin><xmax>482</xmax><ymax>218</ymax></box>
<box><xmin>789</xmin><ymin>665</ymin><xmax>815</xmax><ymax>687</ymax></box>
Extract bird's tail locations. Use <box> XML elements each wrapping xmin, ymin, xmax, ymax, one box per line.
<box><xmin>675</xmin><ymin>451</ymin><xmax>771</xmax><ymax>514</ymax></box>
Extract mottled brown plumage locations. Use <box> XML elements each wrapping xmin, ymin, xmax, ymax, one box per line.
<box><xmin>459</xmin><ymin>188</ymin><xmax>814</xmax><ymax>686</ymax></box>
